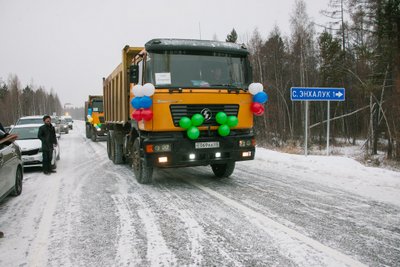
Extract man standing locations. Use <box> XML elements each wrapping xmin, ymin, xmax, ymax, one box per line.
<box><xmin>38</xmin><ymin>115</ymin><xmax>57</xmax><ymax>175</ymax></box>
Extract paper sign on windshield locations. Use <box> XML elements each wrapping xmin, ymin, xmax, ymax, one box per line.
<box><xmin>155</xmin><ymin>73</ymin><xmax>171</xmax><ymax>85</ymax></box>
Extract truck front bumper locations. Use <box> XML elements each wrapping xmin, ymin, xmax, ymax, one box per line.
<box><xmin>142</xmin><ymin>131</ymin><xmax>255</xmax><ymax>168</ymax></box>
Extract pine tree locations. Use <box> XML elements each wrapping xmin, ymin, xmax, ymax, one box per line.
<box><xmin>226</xmin><ymin>28</ymin><xmax>238</xmax><ymax>43</ymax></box>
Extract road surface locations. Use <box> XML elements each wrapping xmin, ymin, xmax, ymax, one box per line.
<box><xmin>0</xmin><ymin>121</ymin><xmax>399</xmax><ymax>266</ymax></box>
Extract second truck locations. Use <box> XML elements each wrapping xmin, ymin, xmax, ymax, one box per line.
<box><xmin>85</xmin><ymin>95</ymin><xmax>107</xmax><ymax>142</ymax></box>
<box><xmin>103</xmin><ymin>38</ymin><xmax>262</xmax><ymax>183</ymax></box>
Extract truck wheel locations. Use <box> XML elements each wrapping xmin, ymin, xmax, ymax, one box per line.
<box><xmin>107</xmin><ymin>133</ymin><xmax>112</xmax><ymax>160</ymax></box>
<box><xmin>132</xmin><ymin>138</ymin><xmax>153</xmax><ymax>184</ymax></box>
<box><xmin>211</xmin><ymin>161</ymin><xmax>235</xmax><ymax>178</ymax></box>
<box><xmin>91</xmin><ymin>128</ymin><xmax>97</xmax><ymax>142</ymax></box>
<box><xmin>86</xmin><ymin>125</ymin><xmax>92</xmax><ymax>139</ymax></box>
<box><xmin>113</xmin><ymin>138</ymin><xmax>124</xmax><ymax>164</ymax></box>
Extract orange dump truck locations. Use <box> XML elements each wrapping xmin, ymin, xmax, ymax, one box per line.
<box><xmin>85</xmin><ymin>95</ymin><xmax>107</xmax><ymax>141</ymax></box>
<box><xmin>103</xmin><ymin>39</ymin><xmax>265</xmax><ymax>184</ymax></box>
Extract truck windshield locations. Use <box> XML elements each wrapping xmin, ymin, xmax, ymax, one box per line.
<box><xmin>92</xmin><ymin>101</ymin><xmax>103</xmax><ymax>112</ymax></box>
<box><xmin>145</xmin><ymin>51</ymin><xmax>251</xmax><ymax>89</ymax></box>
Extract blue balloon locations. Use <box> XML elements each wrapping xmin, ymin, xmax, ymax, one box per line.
<box><xmin>253</xmin><ymin>91</ymin><xmax>268</xmax><ymax>104</ymax></box>
<box><xmin>88</xmin><ymin>108</ymin><xmax>93</xmax><ymax>116</ymax></box>
<box><xmin>140</xmin><ymin>96</ymin><xmax>153</xmax><ymax>109</ymax></box>
<box><xmin>131</xmin><ymin>97</ymin><xmax>142</xmax><ymax>109</ymax></box>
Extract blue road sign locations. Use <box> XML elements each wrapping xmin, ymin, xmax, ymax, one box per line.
<box><xmin>290</xmin><ymin>87</ymin><xmax>345</xmax><ymax>101</ymax></box>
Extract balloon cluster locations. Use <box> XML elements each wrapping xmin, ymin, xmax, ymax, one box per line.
<box><xmin>93</xmin><ymin>123</ymin><xmax>102</xmax><ymax>131</ymax></box>
<box><xmin>215</xmin><ymin>112</ymin><xmax>238</xmax><ymax>136</ymax></box>
<box><xmin>131</xmin><ymin>83</ymin><xmax>155</xmax><ymax>122</ymax></box>
<box><xmin>87</xmin><ymin>108</ymin><xmax>94</xmax><ymax>123</ymax></box>
<box><xmin>87</xmin><ymin>108</ymin><xmax>102</xmax><ymax>130</ymax></box>
<box><xmin>179</xmin><ymin>114</ymin><xmax>205</xmax><ymax>140</ymax></box>
<box><xmin>248</xmin><ymin>83</ymin><xmax>268</xmax><ymax>116</ymax></box>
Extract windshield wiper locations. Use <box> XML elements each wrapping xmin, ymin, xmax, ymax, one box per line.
<box><xmin>208</xmin><ymin>84</ymin><xmax>246</xmax><ymax>91</ymax></box>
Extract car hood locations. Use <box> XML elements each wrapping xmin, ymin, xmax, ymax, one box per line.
<box><xmin>14</xmin><ymin>139</ymin><xmax>41</xmax><ymax>151</ymax></box>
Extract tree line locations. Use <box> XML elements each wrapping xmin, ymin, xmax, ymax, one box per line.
<box><xmin>238</xmin><ymin>0</ymin><xmax>399</xmax><ymax>160</ymax></box>
<box><xmin>0</xmin><ymin>75</ymin><xmax>63</xmax><ymax>126</ymax></box>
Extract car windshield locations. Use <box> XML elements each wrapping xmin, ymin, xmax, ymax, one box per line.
<box><xmin>17</xmin><ymin>118</ymin><xmax>43</xmax><ymax>125</ymax></box>
<box><xmin>145</xmin><ymin>51</ymin><xmax>251</xmax><ymax>89</ymax></box>
<box><xmin>11</xmin><ymin>127</ymin><xmax>39</xmax><ymax>140</ymax></box>
<box><xmin>92</xmin><ymin>101</ymin><xmax>103</xmax><ymax>112</ymax></box>
<box><xmin>64</xmin><ymin>118</ymin><xmax>72</xmax><ymax>122</ymax></box>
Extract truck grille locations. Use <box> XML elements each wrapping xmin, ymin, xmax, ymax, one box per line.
<box><xmin>170</xmin><ymin>104</ymin><xmax>239</xmax><ymax>127</ymax></box>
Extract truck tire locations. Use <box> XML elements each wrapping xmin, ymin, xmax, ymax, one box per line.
<box><xmin>113</xmin><ymin>137</ymin><xmax>124</xmax><ymax>164</ymax></box>
<box><xmin>86</xmin><ymin>125</ymin><xmax>92</xmax><ymax>139</ymax></box>
<box><xmin>132</xmin><ymin>138</ymin><xmax>153</xmax><ymax>184</ymax></box>
<box><xmin>211</xmin><ymin>161</ymin><xmax>235</xmax><ymax>178</ymax></box>
<box><xmin>91</xmin><ymin>128</ymin><xmax>97</xmax><ymax>142</ymax></box>
<box><xmin>107</xmin><ymin>133</ymin><xmax>112</xmax><ymax>160</ymax></box>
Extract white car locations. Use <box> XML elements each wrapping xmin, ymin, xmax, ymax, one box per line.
<box><xmin>15</xmin><ymin>115</ymin><xmax>61</xmax><ymax>139</ymax></box>
<box><xmin>0</xmin><ymin>130</ymin><xmax>23</xmax><ymax>201</ymax></box>
<box><xmin>61</xmin><ymin>115</ymin><xmax>73</xmax><ymax>129</ymax></box>
<box><xmin>10</xmin><ymin>124</ymin><xmax>60</xmax><ymax>169</ymax></box>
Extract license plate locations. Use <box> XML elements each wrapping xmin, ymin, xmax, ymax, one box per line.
<box><xmin>195</xmin><ymin>141</ymin><xmax>219</xmax><ymax>149</ymax></box>
<box><xmin>22</xmin><ymin>156</ymin><xmax>34</xmax><ymax>162</ymax></box>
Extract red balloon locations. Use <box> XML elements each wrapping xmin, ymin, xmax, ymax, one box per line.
<box><xmin>254</xmin><ymin>105</ymin><xmax>265</xmax><ymax>116</ymax></box>
<box><xmin>132</xmin><ymin>110</ymin><xmax>142</xmax><ymax>121</ymax></box>
<box><xmin>141</xmin><ymin>109</ymin><xmax>153</xmax><ymax>121</ymax></box>
<box><xmin>250</xmin><ymin>102</ymin><xmax>263</xmax><ymax>113</ymax></box>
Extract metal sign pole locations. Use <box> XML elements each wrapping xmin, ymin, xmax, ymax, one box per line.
<box><xmin>327</xmin><ymin>101</ymin><xmax>330</xmax><ymax>156</ymax></box>
<box><xmin>305</xmin><ymin>101</ymin><xmax>308</xmax><ymax>156</ymax></box>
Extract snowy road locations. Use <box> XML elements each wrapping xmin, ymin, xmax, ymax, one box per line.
<box><xmin>1</xmin><ymin>121</ymin><xmax>399</xmax><ymax>266</ymax></box>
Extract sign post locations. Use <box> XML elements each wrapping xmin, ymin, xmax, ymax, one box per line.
<box><xmin>290</xmin><ymin>87</ymin><xmax>345</xmax><ymax>156</ymax></box>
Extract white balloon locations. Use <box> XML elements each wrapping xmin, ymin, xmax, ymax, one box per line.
<box><xmin>143</xmin><ymin>83</ymin><xmax>155</xmax><ymax>96</ymax></box>
<box><xmin>248</xmin><ymin>82</ymin><xmax>263</xmax><ymax>95</ymax></box>
<box><xmin>132</xmin><ymin>84</ymin><xmax>144</xmax><ymax>97</ymax></box>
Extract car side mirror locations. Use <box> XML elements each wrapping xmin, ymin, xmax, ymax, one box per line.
<box><xmin>129</xmin><ymin>65</ymin><xmax>139</xmax><ymax>84</ymax></box>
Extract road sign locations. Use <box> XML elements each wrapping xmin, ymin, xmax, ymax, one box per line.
<box><xmin>291</xmin><ymin>87</ymin><xmax>345</xmax><ymax>101</ymax></box>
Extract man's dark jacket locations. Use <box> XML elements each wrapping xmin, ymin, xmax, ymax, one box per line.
<box><xmin>38</xmin><ymin>124</ymin><xmax>57</xmax><ymax>151</ymax></box>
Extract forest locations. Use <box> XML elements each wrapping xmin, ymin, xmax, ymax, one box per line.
<box><xmin>0</xmin><ymin>75</ymin><xmax>63</xmax><ymax>126</ymax></box>
<box><xmin>243</xmin><ymin>0</ymin><xmax>400</xmax><ymax>160</ymax></box>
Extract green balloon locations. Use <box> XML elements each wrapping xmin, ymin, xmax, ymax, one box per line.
<box><xmin>226</xmin><ymin>116</ymin><xmax>238</xmax><ymax>128</ymax></box>
<box><xmin>215</xmin><ymin>112</ymin><xmax>227</xmax><ymax>125</ymax></box>
<box><xmin>191</xmin><ymin>114</ymin><xmax>204</xmax><ymax>127</ymax></box>
<box><xmin>187</xmin><ymin>126</ymin><xmax>200</xmax><ymax>140</ymax></box>
<box><xmin>218</xmin><ymin>124</ymin><xmax>230</xmax><ymax>136</ymax></box>
<box><xmin>179</xmin><ymin>116</ymin><xmax>192</xmax><ymax>129</ymax></box>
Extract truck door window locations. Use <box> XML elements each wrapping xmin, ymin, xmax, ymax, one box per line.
<box><xmin>138</xmin><ymin>60</ymin><xmax>143</xmax><ymax>85</ymax></box>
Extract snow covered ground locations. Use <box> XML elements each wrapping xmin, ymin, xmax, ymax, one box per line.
<box><xmin>0</xmin><ymin>121</ymin><xmax>399</xmax><ymax>266</ymax></box>
<box><xmin>253</xmin><ymin>148</ymin><xmax>400</xmax><ymax>207</ymax></box>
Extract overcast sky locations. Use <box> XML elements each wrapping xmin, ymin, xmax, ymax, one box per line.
<box><xmin>0</xmin><ymin>0</ymin><xmax>329</xmax><ymax>108</ymax></box>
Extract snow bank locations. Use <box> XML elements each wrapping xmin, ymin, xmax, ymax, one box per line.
<box><xmin>251</xmin><ymin>148</ymin><xmax>400</xmax><ymax>207</ymax></box>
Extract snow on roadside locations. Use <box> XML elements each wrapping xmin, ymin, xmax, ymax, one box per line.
<box><xmin>248</xmin><ymin>147</ymin><xmax>400</xmax><ymax>207</ymax></box>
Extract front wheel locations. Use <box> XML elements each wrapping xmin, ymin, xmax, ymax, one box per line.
<box><xmin>11</xmin><ymin>167</ymin><xmax>23</xmax><ymax>196</ymax></box>
<box><xmin>211</xmin><ymin>161</ymin><xmax>235</xmax><ymax>178</ymax></box>
<box><xmin>91</xmin><ymin>127</ymin><xmax>97</xmax><ymax>142</ymax></box>
<box><xmin>86</xmin><ymin>125</ymin><xmax>92</xmax><ymax>139</ymax></box>
<box><xmin>132</xmin><ymin>138</ymin><xmax>153</xmax><ymax>184</ymax></box>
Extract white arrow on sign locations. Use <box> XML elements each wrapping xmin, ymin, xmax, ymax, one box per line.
<box><xmin>335</xmin><ymin>92</ymin><xmax>343</xmax><ymax>97</ymax></box>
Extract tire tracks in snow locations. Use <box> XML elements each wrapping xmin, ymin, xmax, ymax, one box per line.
<box><xmin>172</xmin><ymin>171</ymin><xmax>367</xmax><ymax>267</ymax></box>
<box><xmin>111</xmin><ymin>171</ymin><xmax>178</xmax><ymax>267</ymax></box>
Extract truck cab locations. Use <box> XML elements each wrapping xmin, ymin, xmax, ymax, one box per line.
<box><xmin>104</xmin><ymin>39</ymin><xmax>259</xmax><ymax>184</ymax></box>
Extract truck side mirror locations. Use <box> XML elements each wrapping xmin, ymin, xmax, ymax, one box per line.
<box><xmin>129</xmin><ymin>65</ymin><xmax>139</xmax><ymax>84</ymax></box>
